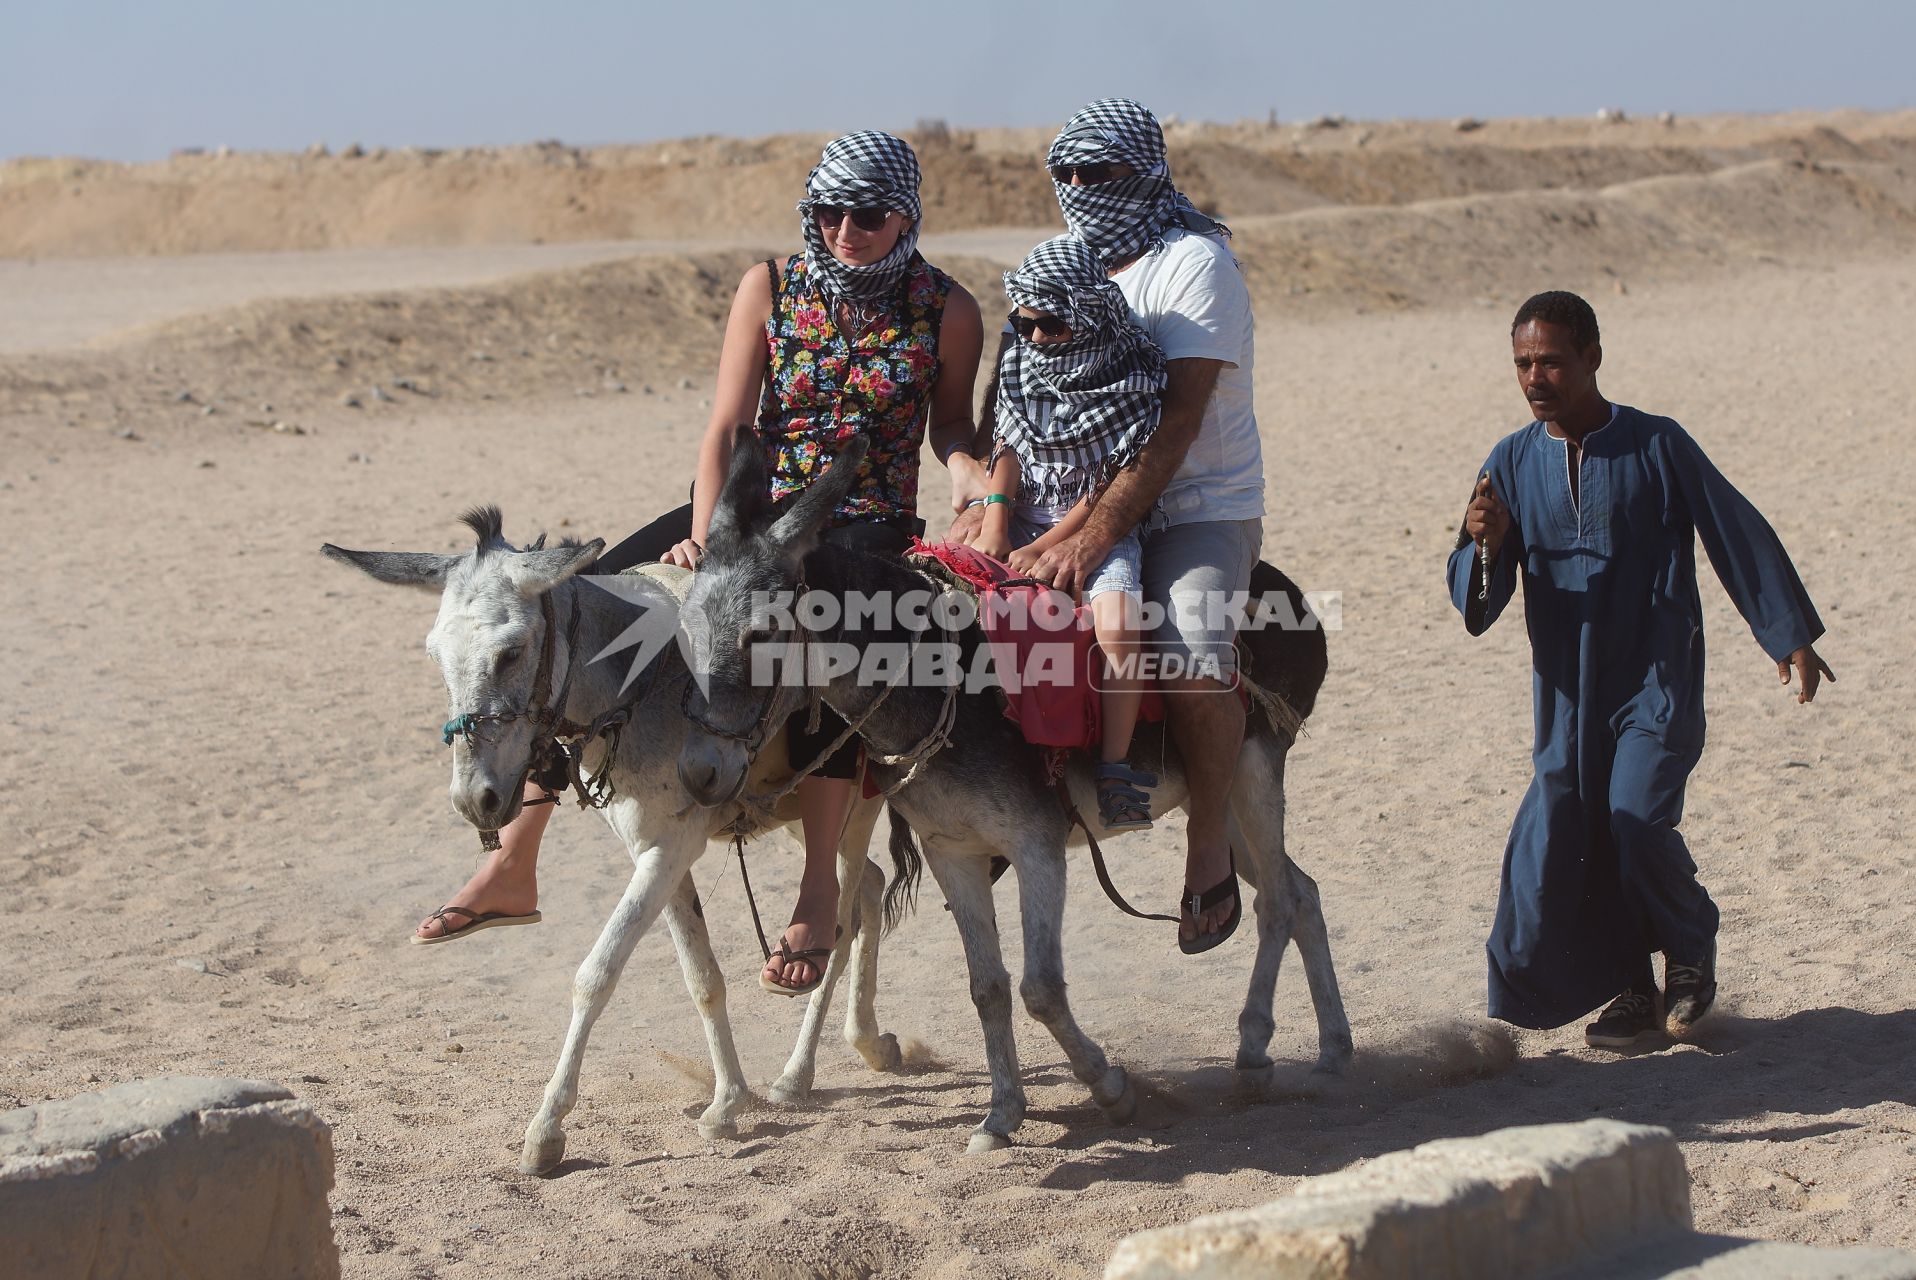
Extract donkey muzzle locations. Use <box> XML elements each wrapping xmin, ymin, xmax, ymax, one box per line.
<box><xmin>676</xmin><ymin>734</ymin><xmax>748</xmax><ymax>809</ymax></box>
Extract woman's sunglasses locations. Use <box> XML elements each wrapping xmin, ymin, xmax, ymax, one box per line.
<box><xmin>814</xmin><ymin>205</ymin><xmax>892</xmax><ymax>233</ymax></box>
<box><xmin>1009</xmin><ymin>311</ymin><xmax>1074</xmax><ymax>341</ymax></box>
<box><xmin>1048</xmin><ymin>162</ymin><xmax>1128</xmax><ymax>186</ymax></box>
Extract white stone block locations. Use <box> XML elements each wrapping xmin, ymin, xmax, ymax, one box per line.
<box><xmin>0</xmin><ymin>1077</ymin><xmax>338</xmax><ymax>1279</ymax></box>
<box><xmin>1106</xmin><ymin>1119</ymin><xmax>1688</xmax><ymax>1280</ymax></box>
<box><xmin>1590</xmin><ymin>1237</ymin><xmax>1916</xmax><ymax>1280</ymax></box>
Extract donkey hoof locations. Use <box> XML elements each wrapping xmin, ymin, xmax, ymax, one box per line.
<box><xmin>698</xmin><ymin>1117</ymin><xmax>740</xmax><ymax>1141</ymax></box>
<box><xmin>1091</xmin><ymin>1066</ymin><xmax>1136</xmax><ymax>1124</ymax></box>
<box><xmin>1101</xmin><ymin>1081</ymin><xmax>1139</xmax><ymax>1126</ymax></box>
<box><xmin>519</xmin><ymin>1132</ymin><xmax>567</xmax><ymax>1176</ymax></box>
<box><xmin>869</xmin><ymin>1032</ymin><xmax>903</xmax><ymax>1072</ymax></box>
<box><xmin>1233</xmin><ymin>1063</ymin><xmax>1277</xmax><ymax>1095</ymax></box>
<box><xmin>966</xmin><ymin>1128</ymin><xmax>1013</xmax><ymax>1155</ymax></box>
<box><xmin>1312</xmin><ymin>1041</ymin><xmax>1354</xmax><ymax>1077</ymax></box>
<box><xmin>768</xmin><ymin>1076</ymin><xmax>812</xmax><ymax>1106</ymax></box>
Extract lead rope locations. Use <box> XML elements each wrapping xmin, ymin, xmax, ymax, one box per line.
<box><xmin>727</xmin><ymin>574</ymin><xmax>959</xmax><ymax>961</ymax></box>
<box><xmin>734</xmin><ymin>833</ymin><xmax>773</xmax><ymax>962</ymax></box>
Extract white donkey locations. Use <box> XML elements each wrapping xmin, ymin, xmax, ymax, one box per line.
<box><xmin>324</xmin><ymin>509</ymin><xmax>901</xmax><ymax>1174</ymax></box>
<box><xmin>676</xmin><ymin>433</ymin><xmax>1353</xmax><ymax>1152</ymax></box>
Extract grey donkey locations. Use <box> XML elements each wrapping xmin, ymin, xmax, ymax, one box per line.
<box><xmin>676</xmin><ymin>429</ymin><xmax>1353</xmax><ymax>1153</ymax></box>
<box><xmin>323</xmin><ymin>510</ymin><xmax>902</xmax><ymax>1174</ymax></box>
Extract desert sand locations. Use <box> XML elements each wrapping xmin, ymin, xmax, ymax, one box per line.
<box><xmin>2</xmin><ymin>112</ymin><xmax>1913</xmax><ymax>1278</ymax></box>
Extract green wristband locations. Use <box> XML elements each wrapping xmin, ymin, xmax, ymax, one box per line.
<box><xmin>983</xmin><ymin>494</ymin><xmax>1010</xmax><ymax>506</ymax></box>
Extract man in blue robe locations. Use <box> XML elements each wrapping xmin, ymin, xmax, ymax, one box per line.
<box><xmin>1446</xmin><ymin>291</ymin><xmax>1834</xmax><ymax>1049</ymax></box>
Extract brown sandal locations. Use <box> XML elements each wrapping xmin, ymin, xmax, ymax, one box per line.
<box><xmin>759</xmin><ymin>926</ymin><xmax>843</xmax><ymax>996</ymax></box>
<box><xmin>412</xmin><ymin>904</ymin><xmax>542</xmax><ymax>946</ymax></box>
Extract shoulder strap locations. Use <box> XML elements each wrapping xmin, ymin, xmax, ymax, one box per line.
<box><xmin>765</xmin><ymin>257</ymin><xmax>780</xmax><ymax>298</ymax></box>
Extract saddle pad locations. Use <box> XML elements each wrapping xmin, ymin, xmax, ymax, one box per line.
<box><xmin>621</xmin><ymin>559</ymin><xmax>694</xmax><ymax>602</ymax></box>
<box><xmin>907</xmin><ymin>539</ymin><xmax>1164</xmax><ymax>750</ymax></box>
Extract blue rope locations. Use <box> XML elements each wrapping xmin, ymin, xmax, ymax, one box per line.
<box><xmin>442</xmin><ymin>713</ymin><xmax>477</xmax><ymax>746</ymax></box>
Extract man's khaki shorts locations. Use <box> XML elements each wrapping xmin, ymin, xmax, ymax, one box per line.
<box><xmin>1140</xmin><ymin>517</ymin><xmax>1263</xmax><ymax>685</ymax></box>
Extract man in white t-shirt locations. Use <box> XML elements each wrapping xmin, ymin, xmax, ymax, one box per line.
<box><xmin>959</xmin><ymin>98</ymin><xmax>1263</xmax><ymax>954</ymax></box>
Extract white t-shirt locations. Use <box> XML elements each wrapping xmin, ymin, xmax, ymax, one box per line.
<box><xmin>1110</xmin><ymin>227</ymin><xmax>1264</xmax><ymax>525</ymax></box>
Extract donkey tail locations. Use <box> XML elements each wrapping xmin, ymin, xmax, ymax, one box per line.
<box><xmin>883</xmin><ymin>805</ymin><xmax>924</xmax><ymax>935</ymax></box>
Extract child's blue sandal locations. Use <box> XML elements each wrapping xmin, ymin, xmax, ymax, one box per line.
<box><xmin>1095</xmin><ymin>762</ymin><xmax>1158</xmax><ymax>833</ymax></box>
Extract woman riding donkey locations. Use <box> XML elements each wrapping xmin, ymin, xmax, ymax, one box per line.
<box><xmin>416</xmin><ymin>131</ymin><xmax>986</xmax><ymax>999</ymax></box>
<box><xmin>970</xmin><ymin>234</ymin><xmax>1167</xmax><ymax>833</ymax></box>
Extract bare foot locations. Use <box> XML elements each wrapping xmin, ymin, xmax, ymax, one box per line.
<box><xmin>1179</xmin><ymin>840</ymin><xmax>1236</xmax><ymax>946</ymax></box>
<box><xmin>416</xmin><ymin>850</ymin><xmax>539</xmax><ymax>940</ymax></box>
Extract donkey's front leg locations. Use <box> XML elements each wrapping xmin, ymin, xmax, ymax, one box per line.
<box><xmin>842</xmin><ymin>854</ymin><xmax>901</xmax><ymax>1071</ymax></box>
<box><xmin>926</xmin><ymin>843</ymin><xmax>1025</xmax><ymax>1153</ymax></box>
<box><xmin>520</xmin><ymin>839</ymin><xmax>698</xmax><ymax>1175</ymax></box>
<box><xmin>836</xmin><ymin>796</ymin><xmax>900</xmax><ymax>1072</ymax></box>
<box><xmin>771</xmin><ymin>796</ymin><xmax>892</xmax><ymax>1102</ymax></box>
<box><xmin>661</xmin><ymin>874</ymin><xmax>752</xmax><ymax>1137</ymax></box>
<box><xmin>1013</xmin><ymin>842</ymin><xmax>1136</xmax><ymax>1125</ymax></box>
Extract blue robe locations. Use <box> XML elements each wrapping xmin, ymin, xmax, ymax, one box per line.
<box><xmin>1447</xmin><ymin>404</ymin><xmax>1822</xmax><ymax>1029</ymax></box>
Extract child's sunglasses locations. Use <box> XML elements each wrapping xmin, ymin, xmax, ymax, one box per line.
<box><xmin>1009</xmin><ymin>311</ymin><xmax>1074</xmax><ymax>341</ymax></box>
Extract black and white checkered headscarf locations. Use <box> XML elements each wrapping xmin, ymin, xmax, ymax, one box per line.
<box><xmin>1047</xmin><ymin>98</ymin><xmax>1229</xmax><ymax>268</ymax></box>
<box><xmin>994</xmin><ymin>235</ymin><xmax>1167</xmax><ymax>508</ymax></box>
<box><xmin>795</xmin><ymin>131</ymin><xmax>924</xmax><ymax>304</ymax></box>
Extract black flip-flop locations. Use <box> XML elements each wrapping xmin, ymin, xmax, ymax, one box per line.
<box><xmin>1178</xmin><ymin>849</ymin><xmax>1241</xmax><ymax>956</ymax></box>
<box><xmin>412</xmin><ymin>904</ymin><xmax>543</xmax><ymax>946</ymax></box>
<box><xmin>759</xmin><ymin>926</ymin><xmax>844</xmax><ymax>996</ymax></box>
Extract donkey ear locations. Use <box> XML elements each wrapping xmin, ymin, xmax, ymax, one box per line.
<box><xmin>503</xmin><ymin>539</ymin><xmax>606</xmax><ymax>598</ymax></box>
<box><xmin>322</xmin><ymin>543</ymin><xmax>458</xmax><ymax>591</ymax></box>
<box><xmin>704</xmin><ymin>424</ymin><xmax>771</xmax><ymax>549</ymax></box>
<box><xmin>766</xmin><ymin>436</ymin><xmax>868</xmax><ymax>551</ymax></box>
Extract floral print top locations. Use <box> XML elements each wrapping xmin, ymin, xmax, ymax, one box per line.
<box><xmin>757</xmin><ymin>252</ymin><xmax>953</xmax><ymax>525</ymax></box>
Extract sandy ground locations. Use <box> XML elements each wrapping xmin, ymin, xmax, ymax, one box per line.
<box><xmin>3</xmin><ymin>122</ymin><xmax>1915</xmax><ymax>1277</ymax></box>
<box><xmin>0</xmin><ymin>242</ymin><xmax>703</xmax><ymax>354</ymax></box>
<box><xmin>0</xmin><ymin>230</ymin><xmax>1060</xmax><ymax>357</ymax></box>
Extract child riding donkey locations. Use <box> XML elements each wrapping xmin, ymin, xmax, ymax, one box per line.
<box><xmin>971</xmin><ymin>235</ymin><xmax>1166</xmax><ymax>833</ymax></box>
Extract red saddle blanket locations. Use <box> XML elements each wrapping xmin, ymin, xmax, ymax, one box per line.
<box><xmin>906</xmin><ymin>539</ymin><xmax>1165</xmax><ymax>750</ymax></box>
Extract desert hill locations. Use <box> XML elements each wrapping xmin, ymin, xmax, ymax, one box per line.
<box><xmin>5</xmin><ymin>114</ymin><xmax>1914</xmax><ymax>429</ymax></box>
<box><xmin>4</xmin><ymin>110</ymin><xmax>1914</xmax><ymax>258</ymax></box>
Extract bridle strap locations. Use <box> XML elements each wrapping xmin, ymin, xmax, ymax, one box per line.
<box><xmin>456</xmin><ymin>585</ymin><xmax>603</xmax><ymax>851</ymax></box>
<box><xmin>442</xmin><ymin>586</ymin><xmax>581</xmax><ymax>748</ymax></box>
<box><xmin>526</xmin><ymin>590</ymin><xmax>563</xmax><ymax>721</ymax></box>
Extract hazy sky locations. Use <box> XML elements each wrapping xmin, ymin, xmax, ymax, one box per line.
<box><xmin>6</xmin><ymin>0</ymin><xmax>1912</xmax><ymax>162</ymax></box>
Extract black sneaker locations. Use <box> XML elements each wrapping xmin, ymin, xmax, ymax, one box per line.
<box><xmin>1664</xmin><ymin>944</ymin><xmax>1717</xmax><ymax>1038</ymax></box>
<box><xmin>1584</xmin><ymin>986</ymin><xmax>1659</xmax><ymax>1049</ymax></box>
